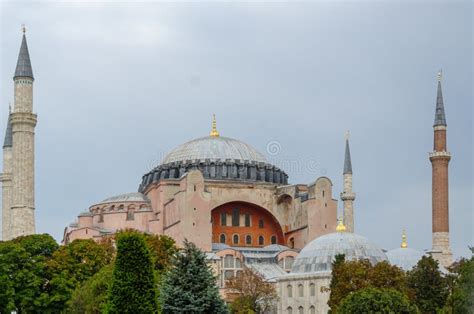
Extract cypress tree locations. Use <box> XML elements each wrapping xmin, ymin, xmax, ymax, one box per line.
<box><xmin>160</xmin><ymin>239</ymin><xmax>228</xmax><ymax>313</ymax></box>
<box><xmin>107</xmin><ymin>231</ymin><xmax>158</xmax><ymax>313</ymax></box>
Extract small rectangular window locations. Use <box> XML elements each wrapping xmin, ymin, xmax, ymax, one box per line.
<box><xmin>232</xmin><ymin>208</ymin><xmax>240</xmax><ymax>226</ymax></box>
<box><xmin>259</xmin><ymin>219</ymin><xmax>264</xmax><ymax>228</ymax></box>
<box><xmin>245</xmin><ymin>214</ymin><xmax>251</xmax><ymax>227</ymax></box>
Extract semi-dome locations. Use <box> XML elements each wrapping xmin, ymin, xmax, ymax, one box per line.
<box><xmin>386</xmin><ymin>247</ymin><xmax>424</xmax><ymax>271</ymax></box>
<box><xmin>291</xmin><ymin>231</ymin><xmax>387</xmax><ymax>274</ymax></box>
<box><xmin>162</xmin><ymin>136</ymin><xmax>268</xmax><ymax>165</ymax></box>
<box><xmin>139</xmin><ymin>117</ymin><xmax>288</xmax><ymax>192</ymax></box>
<box><xmin>99</xmin><ymin>192</ymin><xmax>150</xmax><ymax>204</ymax></box>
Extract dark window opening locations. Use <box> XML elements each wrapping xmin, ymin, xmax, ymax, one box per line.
<box><xmin>259</xmin><ymin>219</ymin><xmax>264</xmax><ymax>228</ymax></box>
<box><xmin>221</xmin><ymin>212</ymin><xmax>227</xmax><ymax>226</ymax></box>
<box><xmin>271</xmin><ymin>235</ymin><xmax>277</xmax><ymax>244</ymax></box>
<box><xmin>258</xmin><ymin>236</ymin><xmax>264</xmax><ymax>246</ymax></box>
<box><xmin>232</xmin><ymin>208</ymin><xmax>240</xmax><ymax>226</ymax></box>
<box><xmin>220</xmin><ymin>234</ymin><xmax>226</xmax><ymax>243</ymax></box>
<box><xmin>246</xmin><ymin>235</ymin><xmax>252</xmax><ymax>245</ymax></box>
<box><xmin>233</xmin><ymin>234</ymin><xmax>239</xmax><ymax>245</ymax></box>
<box><xmin>245</xmin><ymin>214</ymin><xmax>251</xmax><ymax>227</ymax></box>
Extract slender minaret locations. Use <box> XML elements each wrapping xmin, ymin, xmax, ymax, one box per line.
<box><xmin>9</xmin><ymin>27</ymin><xmax>37</xmax><ymax>239</ymax></box>
<box><xmin>1</xmin><ymin>106</ymin><xmax>13</xmax><ymax>240</ymax></box>
<box><xmin>340</xmin><ymin>131</ymin><xmax>356</xmax><ymax>233</ymax></box>
<box><xmin>429</xmin><ymin>70</ymin><xmax>453</xmax><ymax>267</ymax></box>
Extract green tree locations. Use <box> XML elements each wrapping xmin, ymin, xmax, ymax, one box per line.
<box><xmin>447</xmin><ymin>248</ymin><xmax>474</xmax><ymax>313</ymax></box>
<box><xmin>338</xmin><ymin>287</ymin><xmax>419</xmax><ymax>314</ymax></box>
<box><xmin>328</xmin><ymin>256</ymin><xmax>408</xmax><ymax>312</ymax></box>
<box><xmin>145</xmin><ymin>234</ymin><xmax>178</xmax><ymax>272</ymax></box>
<box><xmin>160</xmin><ymin>239</ymin><xmax>228</xmax><ymax>313</ymax></box>
<box><xmin>68</xmin><ymin>264</ymin><xmax>113</xmax><ymax>314</ymax></box>
<box><xmin>407</xmin><ymin>255</ymin><xmax>448</xmax><ymax>313</ymax></box>
<box><xmin>106</xmin><ymin>231</ymin><xmax>158</xmax><ymax>313</ymax></box>
<box><xmin>0</xmin><ymin>234</ymin><xmax>59</xmax><ymax>313</ymax></box>
<box><xmin>43</xmin><ymin>238</ymin><xmax>114</xmax><ymax>311</ymax></box>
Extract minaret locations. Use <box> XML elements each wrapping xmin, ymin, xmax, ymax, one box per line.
<box><xmin>429</xmin><ymin>70</ymin><xmax>453</xmax><ymax>267</ymax></box>
<box><xmin>9</xmin><ymin>27</ymin><xmax>37</xmax><ymax>239</ymax></box>
<box><xmin>1</xmin><ymin>106</ymin><xmax>13</xmax><ymax>240</ymax></box>
<box><xmin>340</xmin><ymin>131</ymin><xmax>356</xmax><ymax>233</ymax></box>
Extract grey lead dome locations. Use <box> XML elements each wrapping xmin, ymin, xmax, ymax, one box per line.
<box><xmin>291</xmin><ymin>232</ymin><xmax>387</xmax><ymax>274</ymax></box>
<box><xmin>162</xmin><ymin>136</ymin><xmax>268</xmax><ymax>164</ymax></box>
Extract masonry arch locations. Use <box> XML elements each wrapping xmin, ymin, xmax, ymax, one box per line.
<box><xmin>211</xmin><ymin>201</ymin><xmax>285</xmax><ymax>247</ymax></box>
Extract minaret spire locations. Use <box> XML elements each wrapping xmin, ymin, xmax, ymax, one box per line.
<box><xmin>434</xmin><ymin>70</ymin><xmax>446</xmax><ymax>127</ymax></box>
<box><xmin>429</xmin><ymin>70</ymin><xmax>453</xmax><ymax>268</ymax></box>
<box><xmin>3</xmin><ymin>105</ymin><xmax>12</xmax><ymax>148</ymax></box>
<box><xmin>341</xmin><ymin>131</ymin><xmax>356</xmax><ymax>233</ymax></box>
<box><xmin>13</xmin><ymin>26</ymin><xmax>34</xmax><ymax>80</ymax></box>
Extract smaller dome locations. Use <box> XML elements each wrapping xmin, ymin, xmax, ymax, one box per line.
<box><xmin>386</xmin><ymin>248</ymin><xmax>424</xmax><ymax>271</ymax></box>
<box><xmin>291</xmin><ymin>232</ymin><xmax>387</xmax><ymax>274</ymax></box>
<box><xmin>100</xmin><ymin>192</ymin><xmax>150</xmax><ymax>203</ymax></box>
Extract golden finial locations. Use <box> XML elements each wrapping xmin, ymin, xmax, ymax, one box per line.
<box><xmin>21</xmin><ymin>24</ymin><xmax>26</xmax><ymax>34</ymax></box>
<box><xmin>336</xmin><ymin>215</ymin><xmax>346</xmax><ymax>232</ymax></box>
<box><xmin>401</xmin><ymin>229</ymin><xmax>407</xmax><ymax>248</ymax></box>
<box><xmin>210</xmin><ymin>114</ymin><xmax>220</xmax><ymax>137</ymax></box>
<box><xmin>345</xmin><ymin>130</ymin><xmax>350</xmax><ymax>141</ymax></box>
<box><xmin>437</xmin><ymin>69</ymin><xmax>443</xmax><ymax>82</ymax></box>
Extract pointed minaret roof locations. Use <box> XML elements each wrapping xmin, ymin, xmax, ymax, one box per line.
<box><xmin>343</xmin><ymin>131</ymin><xmax>352</xmax><ymax>174</ymax></box>
<box><xmin>13</xmin><ymin>27</ymin><xmax>34</xmax><ymax>80</ymax></box>
<box><xmin>434</xmin><ymin>70</ymin><xmax>446</xmax><ymax>126</ymax></box>
<box><xmin>3</xmin><ymin>107</ymin><xmax>13</xmax><ymax>148</ymax></box>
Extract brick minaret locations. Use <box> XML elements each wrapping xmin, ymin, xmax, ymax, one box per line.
<box><xmin>341</xmin><ymin>131</ymin><xmax>355</xmax><ymax>233</ymax></box>
<box><xmin>1</xmin><ymin>108</ymin><xmax>13</xmax><ymax>240</ymax></box>
<box><xmin>9</xmin><ymin>28</ymin><xmax>37</xmax><ymax>239</ymax></box>
<box><xmin>429</xmin><ymin>71</ymin><xmax>453</xmax><ymax>268</ymax></box>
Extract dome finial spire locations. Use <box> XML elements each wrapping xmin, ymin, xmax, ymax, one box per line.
<box><xmin>336</xmin><ymin>215</ymin><xmax>346</xmax><ymax>232</ymax></box>
<box><xmin>437</xmin><ymin>69</ymin><xmax>442</xmax><ymax>82</ymax></box>
<box><xmin>210</xmin><ymin>114</ymin><xmax>220</xmax><ymax>137</ymax></box>
<box><xmin>401</xmin><ymin>229</ymin><xmax>407</xmax><ymax>248</ymax></box>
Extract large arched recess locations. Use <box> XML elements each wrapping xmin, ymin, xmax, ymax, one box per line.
<box><xmin>211</xmin><ymin>201</ymin><xmax>285</xmax><ymax>247</ymax></box>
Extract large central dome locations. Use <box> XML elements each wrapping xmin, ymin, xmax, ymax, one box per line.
<box><xmin>162</xmin><ymin>136</ymin><xmax>268</xmax><ymax>165</ymax></box>
<box><xmin>138</xmin><ymin>116</ymin><xmax>288</xmax><ymax>192</ymax></box>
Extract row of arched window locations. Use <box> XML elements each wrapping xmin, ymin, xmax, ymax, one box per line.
<box><xmin>287</xmin><ymin>306</ymin><xmax>316</xmax><ymax>314</ymax></box>
<box><xmin>94</xmin><ymin>204</ymin><xmax>149</xmax><ymax>213</ymax></box>
<box><xmin>287</xmin><ymin>283</ymin><xmax>316</xmax><ymax>298</ymax></box>
<box><xmin>219</xmin><ymin>233</ymin><xmax>277</xmax><ymax>246</ymax></box>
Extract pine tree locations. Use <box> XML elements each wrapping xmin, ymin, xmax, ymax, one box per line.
<box><xmin>407</xmin><ymin>255</ymin><xmax>448</xmax><ymax>313</ymax></box>
<box><xmin>106</xmin><ymin>231</ymin><xmax>158</xmax><ymax>313</ymax></box>
<box><xmin>160</xmin><ymin>239</ymin><xmax>228</xmax><ymax>313</ymax></box>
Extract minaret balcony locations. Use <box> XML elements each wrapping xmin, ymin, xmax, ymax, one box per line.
<box><xmin>340</xmin><ymin>191</ymin><xmax>355</xmax><ymax>201</ymax></box>
<box><xmin>429</xmin><ymin>151</ymin><xmax>451</xmax><ymax>157</ymax></box>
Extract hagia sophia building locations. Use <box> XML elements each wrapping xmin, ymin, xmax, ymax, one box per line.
<box><xmin>2</xmin><ymin>31</ymin><xmax>455</xmax><ymax>313</ymax></box>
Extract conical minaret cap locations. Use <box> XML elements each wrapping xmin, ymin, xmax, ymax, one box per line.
<box><xmin>13</xmin><ymin>30</ymin><xmax>34</xmax><ymax>80</ymax></box>
<box><xmin>3</xmin><ymin>109</ymin><xmax>12</xmax><ymax>148</ymax></box>
<box><xmin>343</xmin><ymin>131</ymin><xmax>352</xmax><ymax>174</ymax></box>
<box><xmin>434</xmin><ymin>70</ymin><xmax>446</xmax><ymax>126</ymax></box>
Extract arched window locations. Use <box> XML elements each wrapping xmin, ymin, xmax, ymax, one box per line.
<box><xmin>110</xmin><ymin>205</ymin><xmax>115</xmax><ymax>211</ymax></box>
<box><xmin>310</xmin><ymin>306</ymin><xmax>316</xmax><ymax>314</ymax></box>
<box><xmin>220</xmin><ymin>234</ymin><xmax>226</xmax><ymax>244</ymax></box>
<box><xmin>298</xmin><ymin>306</ymin><xmax>304</xmax><ymax>314</ymax></box>
<box><xmin>233</xmin><ymin>234</ymin><xmax>239</xmax><ymax>245</ymax></box>
<box><xmin>287</xmin><ymin>285</ymin><xmax>293</xmax><ymax>297</ymax></box>
<box><xmin>287</xmin><ymin>306</ymin><xmax>293</xmax><ymax>314</ymax></box>
<box><xmin>98</xmin><ymin>209</ymin><xmax>104</xmax><ymax>223</ymax></box>
<box><xmin>298</xmin><ymin>284</ymin><xmax>304</xmax><ymax>297</ymax></box>
<box><xmin>271</xmin><ymin>235</ymin><xmax>277</xmax><ymax>244</ymax></box>
<box><xmin>258</xmin><ymin>236</ymin><xmax>264</xmax><ymax>246</ymax></box>
<box><xmin>118</xmin><ymin>204</ymin><xmax>124</xmax><ymax>210</ymax></box>
<box><xmin>246</xmin><ymin>235</ymin><xmax>252</xmax><ymax>245</ymax></box>
<box><xmin>310</xmin><ymin>283</ymin><xmax>316</xmax><ymax>296</ymax></box>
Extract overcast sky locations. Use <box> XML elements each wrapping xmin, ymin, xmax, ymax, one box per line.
<box><xmin>0</xmin><ymin>1</ymin><xmax>472</xmax><ymax>258</ymax></box>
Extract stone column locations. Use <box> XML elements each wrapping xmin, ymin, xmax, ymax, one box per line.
<box><xmin>1</xmin><ymin>145</ymin><xmax>13</xmax><ymax>240</ymax></box>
